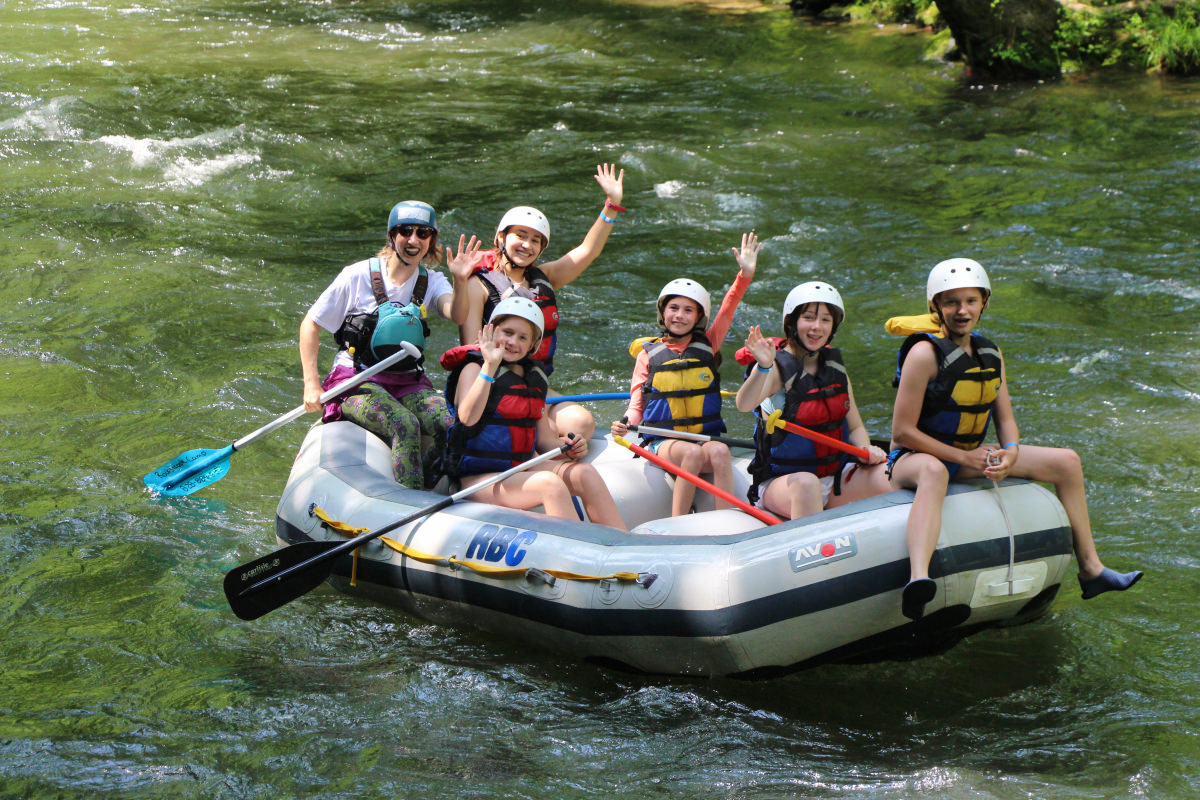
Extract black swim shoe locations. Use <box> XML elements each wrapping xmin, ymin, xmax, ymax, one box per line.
<box><xmin>902</xmin><ymin>577</ymin><xmax>937</xmax><ymax>620</ymax></box>
<box><xmin>1079</xmin><ymin>568</ymin><xmax>1143</xmax><ymax>600</ymax></box>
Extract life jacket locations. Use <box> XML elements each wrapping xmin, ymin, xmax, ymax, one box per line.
<box><xmin>474</xmin><ymin>252</ymin><xmax>559</xmax><ymax>371</ymax></box>
<box><xmin>747</xmin><ymin>345</ymin><xmax>851</xmax><ymax>500</ymax></box>
<box><xmin>334</xmin><ymin>257</ymin><xmax>430</xmax><ymax>372</ymax></box>
<box><xmin>633</xmin><ymin>332</ymin><xmax>725</xmax><ymax>441</ymax></box>
<box><xmin>893</xmin><ymin>331</ymin><xmax>1003</xmax><ymax>451</ymax></box>
<box><xmin>442</xmin><ymin>345</ymin><xmax>548</xmax><ymax>477</ymax></box>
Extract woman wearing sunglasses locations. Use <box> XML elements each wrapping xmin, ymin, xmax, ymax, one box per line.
<box><xmin>299</xmin><ymin>200</ymin><xmax>484</xmax><ymax>489</ymax></box>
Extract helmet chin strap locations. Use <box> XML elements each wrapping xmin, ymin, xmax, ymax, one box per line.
<box><xmin>496</xmin><ymin>230</ymin><xmax>540</xmax><ymax>279</ymax></box>
<box><xmin>931</xmin><ymin>294</ymin><xmax>988</xmax><ymax>337</ymax></box>
<box><xmin>499</xmin><ymin>247</ymin><xmax>523</xmax><ymax>276</ymax></box>
<box><xmin>390</xmin><ymin>238</ymin><xmax>421</xmax><ymax>269</ymax></box>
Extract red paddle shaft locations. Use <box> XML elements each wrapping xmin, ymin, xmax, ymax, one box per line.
<box><xmin>613</xmin><ymin>435</ymin><xmax>782</xmax><ymax>526</ymax></box>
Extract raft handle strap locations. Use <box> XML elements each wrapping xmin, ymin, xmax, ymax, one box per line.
<box><xmin>310</xmin><ymin>505</ymin><xmax>645</xmax><ymax>585</ymax></box>
<box><xmin>525</xmin><ymin>568</ymin><xmax>557</xmax><ymax>587</ymax></box>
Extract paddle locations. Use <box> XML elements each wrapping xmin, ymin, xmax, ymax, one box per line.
<box><xmin>224</xmin><ymin>435</ymin><xmax>577</xmax><ymax>620</ymax></box>
<box><xmin>627</xmin><ymin>423</ymin><xmax>756</xmax><ymax>451</ymax></box>
<box><xmin>144</xmin><ymin>342</ymin><xmax>420</xmax><ymax>497</ymax></box>
<box><xmin>612</xmin><ymin>435</ymin><xmax>782</xmax><ymax>526</ymax></box>
<box><xmin>763</xmin><ymin>409</ymin><xmax>870</xmax><ymax>462</ymax></box>
<box><xmin>547</xmin><ymin>390</ymin><xmax>736</xmax><ymax>405</ymax></box>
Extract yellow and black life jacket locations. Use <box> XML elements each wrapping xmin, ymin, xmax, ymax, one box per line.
<box><xmin>894</xmin><ymin>332</ymin><xmax>1002</xmax><ymax>451</ymax></box>
<box><xmin>632</xmin><ymin>333</ymin><xmax>725</xmax><ymax>441</ymax></box>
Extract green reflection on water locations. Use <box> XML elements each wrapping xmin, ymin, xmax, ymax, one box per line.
<box><xmin>2</xmin><ymin>0</ymin><xmax>1199</xmax><ymax>796</ymax></box>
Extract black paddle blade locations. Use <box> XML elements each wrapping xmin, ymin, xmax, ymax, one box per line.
<box><xmin>223</xmin><ymin>540</ymin><xmax>341</xmax><ymax>621</ymax></box>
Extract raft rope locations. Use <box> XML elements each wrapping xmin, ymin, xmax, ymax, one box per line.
<box><xmin>309</xmin><ymin>505</ymin><xmax>651</xmax><ymax>588</ymax></box>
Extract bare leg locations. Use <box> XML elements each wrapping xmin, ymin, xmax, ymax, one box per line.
<box><xmin>889</xmin><ymin>453</ymin><xmax>950</xmax><ymax>581</ymax></box>
<box><xmin>700</xmin><ymin>441</ymin><xmax>733</xmax><ymax>510</ymax></box>
<box><xmin>761</xmin><ymin>472</ymin><xmax>823</xmax><ymax>520</ymax></box>
<box><xmin>546</xmin><ymin>400</ymin><xmax>595</xmax><ymax>454</ymax></box>
<box><xmin>657</xmin><ymin>439</ymin><xmax>702</xmax><ymax>516</ymax></box>
<box><xmin>1009</xmin><ymin>444</ymin><xmax>1141</xmax><ymax>597</ymax></box>
<box><xmin>889</xmin><ymin>453</ymin><xmax>950</xmax><ymax>619</ymax></box>
<box><xmin>826</xmin><ymin>462</ymin><xmax>894</xmax><ymax>508</ymax></box>
<box><xmin>552</xmin><ymin>460</ymin><xmax>626</xmax><ymax>530</ymax></box>
<box><xmin>462</xmin><ymin>466</ymin><xmax>576</xmax><ymax>520</ymax></box>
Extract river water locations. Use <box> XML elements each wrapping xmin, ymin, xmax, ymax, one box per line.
<box><xmin>2</xmin><ymin>0</ymin><xmax>1198</xmax><ymax>797</ymax></box>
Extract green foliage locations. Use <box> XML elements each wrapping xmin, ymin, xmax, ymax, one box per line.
<box><xmin>1055</xmin><ymin>0</ymin><xmax>1200</xmax><ymax>75</ymax></box>
<box><xmin>837</xmin><ymin>0</ymin><xmax>1200</xmax><ymax>75</ymax></box>
<box><xmin>1055</xmin><ymin>5</ymin><xmax>1136</xmax><ymax>71</ymax></box>
<box><xmin>845</xmin><ymin>0</ymin><xmax>934</xmax><ymax>23</ymax></box>
<box><xmin>987</xmin><ymin>30</ymin><xmax>1062</xmax><ymax>77</ymax></box>
<box><xmin>1129</xmin><ymin>0</ymin><xmax>1200</xmax><ymax>74</ymax></box>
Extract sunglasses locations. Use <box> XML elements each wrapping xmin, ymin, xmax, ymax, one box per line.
<box><xmin>395</xmin><ymin>224</ymin><xmax>435</xmax><ymax>240</ymax></box>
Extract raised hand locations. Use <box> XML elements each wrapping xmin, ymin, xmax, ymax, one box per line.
<box><xmin>745</xmin><ymin>325</ymin><xmax>777</xmax><ymax>367</ymax></box>
<box><xmin>477</xmin><ymin>323</ymin><xmax>504</xmax><ymax>369</ymax></box>
<box><xmin>732</xmin><ymin>231</ymin><xmax>762</xmax><ymax>279</ymax></box>
<box><xmin>446</xmin><ymin>234</ymin><xmax>485</xmax><ymax>282</ymax></box>
<box><xmin>594</xmin><ymin>163</ymin><xmax>624</xmax><ymax>206</ymax></box>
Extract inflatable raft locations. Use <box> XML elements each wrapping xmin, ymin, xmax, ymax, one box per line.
<box><xmin>272</xmin><ymin>421</ymin><xmax>1073</xmax><ymax>677</ymax></box>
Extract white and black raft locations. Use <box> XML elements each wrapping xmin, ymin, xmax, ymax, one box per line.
<box><xmin>227</xmin><ymin>420</ymin><xmax>1073</xmax><ymax>678</ymax></box>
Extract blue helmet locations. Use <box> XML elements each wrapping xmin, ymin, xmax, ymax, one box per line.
<box><xmin>386</xmin><ymin>201</ymin><xmax>437</xmax><ymax>236</ymax></box>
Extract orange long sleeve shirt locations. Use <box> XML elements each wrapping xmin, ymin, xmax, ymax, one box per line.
<box><xmin>622</xmin><ymin>271</ymin><xmax>752</xmax><ymax>426</ymax></box>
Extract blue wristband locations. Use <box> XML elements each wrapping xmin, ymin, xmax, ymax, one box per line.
<box><xmin>756</xmin><ymin>363</ymin><xmax>771</xmax><ymax>373</ymax></box>
<box><xmin>479</xmin><ymin>373</ymin><xmax>495</xmax><ymax>384</ymax></box>
<box><xmin>599</xmin><ymin>212</ymin><xmax>616</xmax><ymax>224</ymax></box>
<box><xmin>1004</xmin><ymin>441</ymin><xmax>1018</xmax><ymax>449</ymax></box>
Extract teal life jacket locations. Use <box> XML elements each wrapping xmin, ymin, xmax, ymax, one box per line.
<box><xmin>335</xmin><ymin>258</ymin><xmax>430</xmax><ymax>372</ymax></box>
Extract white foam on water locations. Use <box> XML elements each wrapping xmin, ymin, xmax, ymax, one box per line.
<box><xmin>654</xmin><ymin>180</ymin><xmax>686</xmax><ymax>198</ymax></box>
<box><xmin>0</xmin><ymin>96</ymin><xmax>82</xmax><ymax>138</ymax></box>
<box><xmin>162</xmin><ymin>151</ymin><xmax>261</xmax><ymax>188</ymax></box>
<box><xmin>1068</xmin><ymin>348</ymin><xmax>1111</xmax><ymax>374</ymax></box>
<box><xmin>96</xmin><ymin>126</ymin><xmax>258</xmax><ymax>186</ymax></box>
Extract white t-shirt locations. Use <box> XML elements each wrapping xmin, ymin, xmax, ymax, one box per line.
<box><xmin>308</xmin><ymin>257</ymin><xmax>453</xmax><ymax>369</ymax></box>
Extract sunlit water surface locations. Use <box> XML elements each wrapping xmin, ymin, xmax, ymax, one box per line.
<box><xmin>2</xmin><ymin>0</ymin><xmax>1198</xmax><ymax>797</ymax></box>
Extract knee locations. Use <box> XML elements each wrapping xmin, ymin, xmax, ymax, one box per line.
<box><xmin>914</xmin><ymin>456</ymin><xmax>950</xmax><ymax>488</ymax></box>
<box><xmin>788</xmin><ymin>472</ymin><xmax>821</xmax><ymax>496</ymax></box>
<box><xmin>573</xmin><ymin>463</ymin><xmax>607</xmax><ymax>492</ymax></box>
<box><xmin>530</xmin><ymin>471</ymin><xmax>571</xmax><ymax>503</ymax></box>
<box><xmin>705</xmin><ymin>442</ymin><xmax>732</xmax><ymax>468</ymax></box>
<box><xmin>677</xmin><ymin>445</ymin><xmax>703</xmax><ymax>472</ymax></box>
<box><xmin>1056</xmin><ymin>447</ymin><xmax>1082</xmax><ymax>474</ymax></box>
<box><xmin>553</xmin><ymin>404</ymin><xmax>595</xmax><ymax>437</ymax></box>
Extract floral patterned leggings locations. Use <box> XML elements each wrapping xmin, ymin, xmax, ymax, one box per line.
<box><xmin>339</xmin><ymin>384</ymin><xmax>453</xmax><ymax>489</ymax></box>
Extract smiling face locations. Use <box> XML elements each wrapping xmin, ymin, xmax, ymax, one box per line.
<box><xmin>660</xmin><ymin>296</ymin><xmax>701</xmax><ymax>337</ymax></box>
<box><xmin>789</xmin><ymin>302</ymin><xmax>836</xmax><ymax>352</ymax></box>
<box><xmin>933</xmin><ymin>287</ymin><xmax>988</xmax><ymax>337</ymax></box>
<box><xmin>492</xmin><ymin>315</ymin><xmax>540</xmax><ymax>361</ymax></box>
<box><xmin>496</xmin><ymin>224</ymin><xmax>546</xmax><ymax>267</ymax></box>
<box><xmin>390</xmin><ymin>226</ymin><xmax>433</xmax><ymax>264</ymax></box>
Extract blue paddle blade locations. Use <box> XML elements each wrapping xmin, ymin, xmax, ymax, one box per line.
<box><xmin>143</xmin><ymin>445</ymin><xmax>234</xmax><ymax>497</ymax></box>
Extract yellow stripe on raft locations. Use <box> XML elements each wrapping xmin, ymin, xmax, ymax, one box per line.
<box><xmin>312</xmin><ymin>505</ymin><xmax>642</xmax><ymax>584</ymax></box>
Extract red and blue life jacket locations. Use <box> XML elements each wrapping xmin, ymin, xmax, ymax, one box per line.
<box><xmin>747</xmin><ymin>343</ymin><xmax>851</xmax><ymax>501</ymax></box>
<box><xmin>474</xmin><ymin>252</ymin><xmax>560</xmax><ymax>372</ymax></box>
<box><xmin>442</xmin><ymin>345</ymin><xmax>548</xmax><ymax>477</ymax></box>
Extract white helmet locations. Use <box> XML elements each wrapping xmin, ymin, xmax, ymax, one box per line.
<box><xmin>927</xmin><ymin>258</ymin><xmax>991</xmax><ymax>302</ymax></box>
<box><xmin>489</xmin><ymin>295</ymin><xmax>545</xmax><ymax>340</ymax></box>
<box><xmin>656</xmin><ymin>278</ymin><xmax>711</xmax><ymax>329</ymax></box>
<box><xmin>782</xmin><ymin>281</ymin><xmax>845</xmax><ymax>335</ymax></box>
<box><xmin>496</xmin><ymin>206</ymin><xmax>550</xmax><ymax>246</ymax></box>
